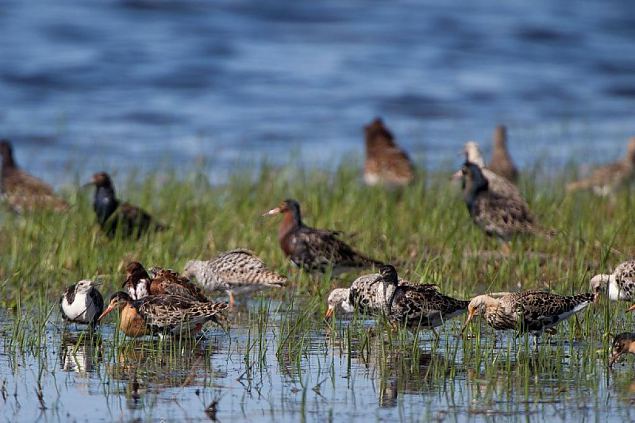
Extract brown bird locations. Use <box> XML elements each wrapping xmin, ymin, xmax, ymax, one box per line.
<box><xmin>363</xmin><ymin>118</ymin><xmax>415</xmax><ymax>187</ymax></box>
<box><xmin>263</xmin><ymin>199</ymin><xmax>383</xmax><ymax>275</ymax></box>
<box><xmin>0</xmin><ymin>139</ymin><xmax>68</xmax><ymax>213</ymax></box>
<box><xmin>566</xmin><ymin>137</ymin><xmax>635</xmax><ymax>196</ymax></box>
<box><xmin>609</xmin><ymin>332</ymin><xmax>635</xmax><ymax>367</ymax></box>
<box><xmin>488</xmin><ymin>125</ymin><xmax>519</xmax><ymax>183</ymax></box>
<box><xmin>123</xmin><ymin>261</ymin><xmax>208</xmax><ymax>302</ymax></box>
<box><xmin>98</xmin><ymin>291</ymin><xmax>229</xmax><ymax>338</ymax></box>
<box><xmin>85</xmin><ymin>172</ymin><xmax>166</xmax><ymax>238</ymax></box>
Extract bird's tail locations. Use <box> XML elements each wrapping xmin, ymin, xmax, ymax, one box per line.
<box><xmin>566</xmin><ymin>179</ymin><xmax>591</xmax><ymax>193</ymax></box>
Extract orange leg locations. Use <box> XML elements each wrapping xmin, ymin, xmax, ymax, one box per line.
<box><xmin>228</xmin><ymin>291</ymin><xmax>235</xmax><ymax>308</ymax></box>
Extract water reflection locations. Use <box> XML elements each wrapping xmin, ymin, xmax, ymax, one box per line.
<box><xmin>59</xmin><ymin>332</ymin><xmax>103</xmax><ymax>376</ymax></box>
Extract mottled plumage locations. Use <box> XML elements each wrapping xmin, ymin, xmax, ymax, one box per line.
<box><xmin>381</xmin><ymin>265</ymin><xmax>468</xmax><ymax>329</ymax></box>
<box><xmin>461</xmin><ymin>161</ymin><xmax>550</xmax><ymax>241</ymax></box>
<box><xmin>87</xmin><ymin>172</ymin><xmax>165</xmax><ymax>238</ymax></box>
<box><xmin>462</xmin><ymin>290</ymin><xmax>597</xmax><ymax>336</ymax></box>
<box><xmin>609</xmin><ymin>332</ymin><xmax>635</xmax><ymax>367</ymax></box>
<box><xmin>488</xmin><ymin>125</ymin><xmax>518</xmax><ymax>183</ymax></box>
<box><xmin>263</xmin><ymin>199</ymin><xmax>383</xmax><ymax>275</ymax></box>
<box><xmin>363</xmin><ymin>118</ymin><xmax>415</xmax><ymax>187</ymax></box>
<box><xmin>590</xmin><ymin>260</ymin><xmax>635</xmax><ymax>302</ymax></box>
<box><xmin>98</xmin><ymin>291</ymin><xmax>229</xmax><ymax>337</ymax></box>
<box><xmin>60</xmin><ymin>280</ymin><xmax>104</xmax><ymax>327</ymax></box>
<box><xmin>566</xmin><ymin>137</ymin><xmax>635</xmax><ymax>196</ymax></box>
<box><xmin>0</xmin><ymin>139</ymin><xmax>68</xmax><ymax>213</ymax></box>
<box><xmin>183</xmin><ymin>249</ymin><xmax>287</xmax><ymax>305</ymax></box>
<box><xmin>124</xmin><ymin>261</ymin><xmax>208</xmax><ymax>302</ymax></box>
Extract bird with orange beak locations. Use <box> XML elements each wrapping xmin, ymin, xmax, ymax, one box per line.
<box><xmin>262</xmin><ymin>199</ymin><xmax>383</xmax><ymax>275</ymax></box>
<box><xmin>609</xmin><ymin>330</ymin><xmax>635</xmax><ymax>367</ymax></box>
<box><xmin>98</xmin><ymin>291</ymin><xmax>229</xmax><ymax>337</ymax></box>
<box><xmin>461</xmin><ymin>290</ymin><xmax>597</xmax><ymax>339</ymax></box>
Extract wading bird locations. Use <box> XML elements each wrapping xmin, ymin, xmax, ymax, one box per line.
<box><xmin>183</xmin><ymin>249</ymin><xmax>287</xmax><ymax>306</ymax></box>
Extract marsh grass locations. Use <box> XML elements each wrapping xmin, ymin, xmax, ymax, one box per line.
<box><xmin>1</xmin><ymin>162</ymin><xmax>635</xmax><ymax>420</ymax></box>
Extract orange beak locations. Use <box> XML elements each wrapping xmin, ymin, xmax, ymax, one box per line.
<box><xmin>261</xmin><ymin>206</ymin><xmax>282</xmax><ymax>217</ymax></box>
<box><xmin>461</xmin><ymin>307</ymin><xmax>476</xmax><ymax>335</ymax></box>
<box><xmin>626</xmin><ymin>304</ymin><xmax>635</xmax><ymax>313</ymax></box>
<box><xmin>325</xmin><ymin>306</ymin><xmax>335</xmax><ymax>319</ymax></box>
<box><xmin>98</xmin><ymin>304</ymin><xmax>116</xmax><ymax>322</ymax></box>
<box><xmin>609</xmin><ymin>351</ymin><xmax>622</xmax><ymax>367</ymax></box>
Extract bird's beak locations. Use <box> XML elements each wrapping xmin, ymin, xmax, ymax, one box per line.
<box><xmin>90</xmin><ymin>280</ymin><xmax>103</xmax><ymax>287</ymax></box>
<box><xmin>627</xmin><ymin>304</ymin><xmax>635</xmax><ymax>313</ymax></box>
<box><xmin>450</xmin><ymin>169</ymin><xmax>462</xmax><ymax>182</ymax></box>
<box><xmin>325</xmin><ymin>306</ymin><xmax>335</xmax><ymax>319</ymax></box>
<box><xmin>98</xmin><ymin>304</ymin><xmax>116</xmax><ymax>322</ymax></box>
<box><xmin>262</xmin><ymin>207</ymin><xmax>282</xmax><ymax>217</ymax></box>
<box><xmin>609</xmin><ymin>351</ymin><xmax>622</xmax><ymax>367</ymax></box>
<box><xmin>80</xmin><ymin>179</ymin><xmax>95</xmax><ymax>188</ymax></box>
<box><xmin>460</xmin><ymin>308</ymin><xmax>475</xmax><ymax>334</ymax></box>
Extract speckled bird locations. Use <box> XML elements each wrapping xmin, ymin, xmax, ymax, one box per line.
<box><xmin>325</xmin><ymin>269</ymin><xmax>415</xmax><ymax>318</ymax></box>
<box><xmin>566</xmin><ymin>137</ymin><xmax>635</xmax><ymax>196</ymax></box>
<box><xmin>0</xmin><ymin>139</ymin><xmax>68</xmax><ymax>213</ymax></box>
<box><xmin>488</xmin><ymin>125</ymin><xmax>518</xmax><ymax>183</ymax></box>
<box><xmin>381</xmin><ymin>265</ymin><xmax>469</xmax><ymax>332</ymax></box>
<box><xmin>609</xmin><ymin>332</ymin><xmax>635</xmax><ymax>367</ymax></box>
<box><xmin>363</xmin><ymin>118</ymin><xmax>415</xmax><ymax>187</ymax></box>
<box><xmin>590</xmin><ymin>260</ymin><xmax>635</xmax><ymax>302</ymax></box>
<box><xmin>98</xmin><ymin>291</ymin><xmax>229</xmax><ymax>337</ymax></box>
<box><xmin>183</xmin><ymin>249</ymin><xmax>287</xmax><ymax>306</ymax></box>
<box><xmin>461</xmin><ymin>290</ymin><xmax>597</xmax><ymax>337</ymax></box>
<box><xmin>86</xmin><ymin>172</ymin><xmax>165</xmax><ymax>238</ymax></box>
<box><xmin>263</xmin><ymin>199</ymin><xmax>383</xmax><ymax>275</ymax></box>
<box><xmin>123</xmin><ymin>261</ymin><xmax>208</xmax><ymax>302</ymax></box>
<box><xmin>60</xmin><ymin>279</ymin><xmax>104</xmax><ymax>327</ymax></box>
<box><xmin>460</xmin><ymin>161</ymin><xmax>551</xmax><ymax>243</ymax></box>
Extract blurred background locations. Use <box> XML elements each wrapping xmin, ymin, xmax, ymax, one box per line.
<box><xmin>1</xmin><ymin>0</ymin><xmax>634</xmax><ymax>183</ymax></box>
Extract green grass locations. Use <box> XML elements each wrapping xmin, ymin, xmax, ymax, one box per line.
<box><xmin>1</xmin><ymin>162</ymin><xmax>633</xmax><ymax>306</ymax></box>
<box><xmin>1</xmin><ymin>161</ymin><xmax>635</xmax><ymax>417</ymax></box>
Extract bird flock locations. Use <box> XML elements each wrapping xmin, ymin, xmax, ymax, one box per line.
<box><xmin>2</xmin><ymin>123</ymin><xmax>635</xmax><ymax>368</ymax></box>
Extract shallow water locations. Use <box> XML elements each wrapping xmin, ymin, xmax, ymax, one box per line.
<box><xmin>1</xmin><ymin>301</ymin><xmax>634</xmax><ymax>422</ymax></box>
<box><xmin>1</xmin><ymin>1</ymin><xmax>635</xmax><ymax>182</ymax></box>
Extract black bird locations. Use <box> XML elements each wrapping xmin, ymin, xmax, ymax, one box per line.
<box><xmin>86</xmin><ymin>172</ymin><xmax>165</xmax><ymax>238</ymax></box>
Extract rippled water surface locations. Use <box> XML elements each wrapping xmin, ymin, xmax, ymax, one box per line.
<box><xmin>1</xmin><ymin>0</ymin><xmax>635</xmax><ymax>181</ymax></box>
<box><xmin>1</xmin><ymin>301</ymin><xmax>635</xmax><ymax>422</ymax></box>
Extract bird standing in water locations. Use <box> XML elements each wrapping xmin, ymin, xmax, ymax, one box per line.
<box><xmin>590</xmin><ymin>260</ymin><xmax>635</xmax><ymax>303</ymax></box>
<box><xmin>98</xmin><ymin>291</ymin><xmax>229</xmax><ymax>338</ymax></box>
<box><xmin>263</xmin><ymin>199</ymin><xmax>383</xmax><ymax>275</ymax></box>
<box><xmin>461</xmin><ymin>290</ymin><xmax>597</xmax><ymax>339</ymax></box>
<box><xmin>123</xmin><ymin>261</ymin><xmax>208</xmax><ymax>302</ymax></box>
<box><xmin>60</xmin><ymin>279</ymin><xmax>104</xmax><ymax>328</ymax></box>
<box><xmin>183</xmin><ymin>249</ymin><xmax>287</xmax><ymax>306</ymax></box>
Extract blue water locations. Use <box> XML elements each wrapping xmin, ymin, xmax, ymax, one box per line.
<box><xmin>1</xmin><ymin>0</ymin><xmax>635</xmax><ymax>183</ymax></box>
